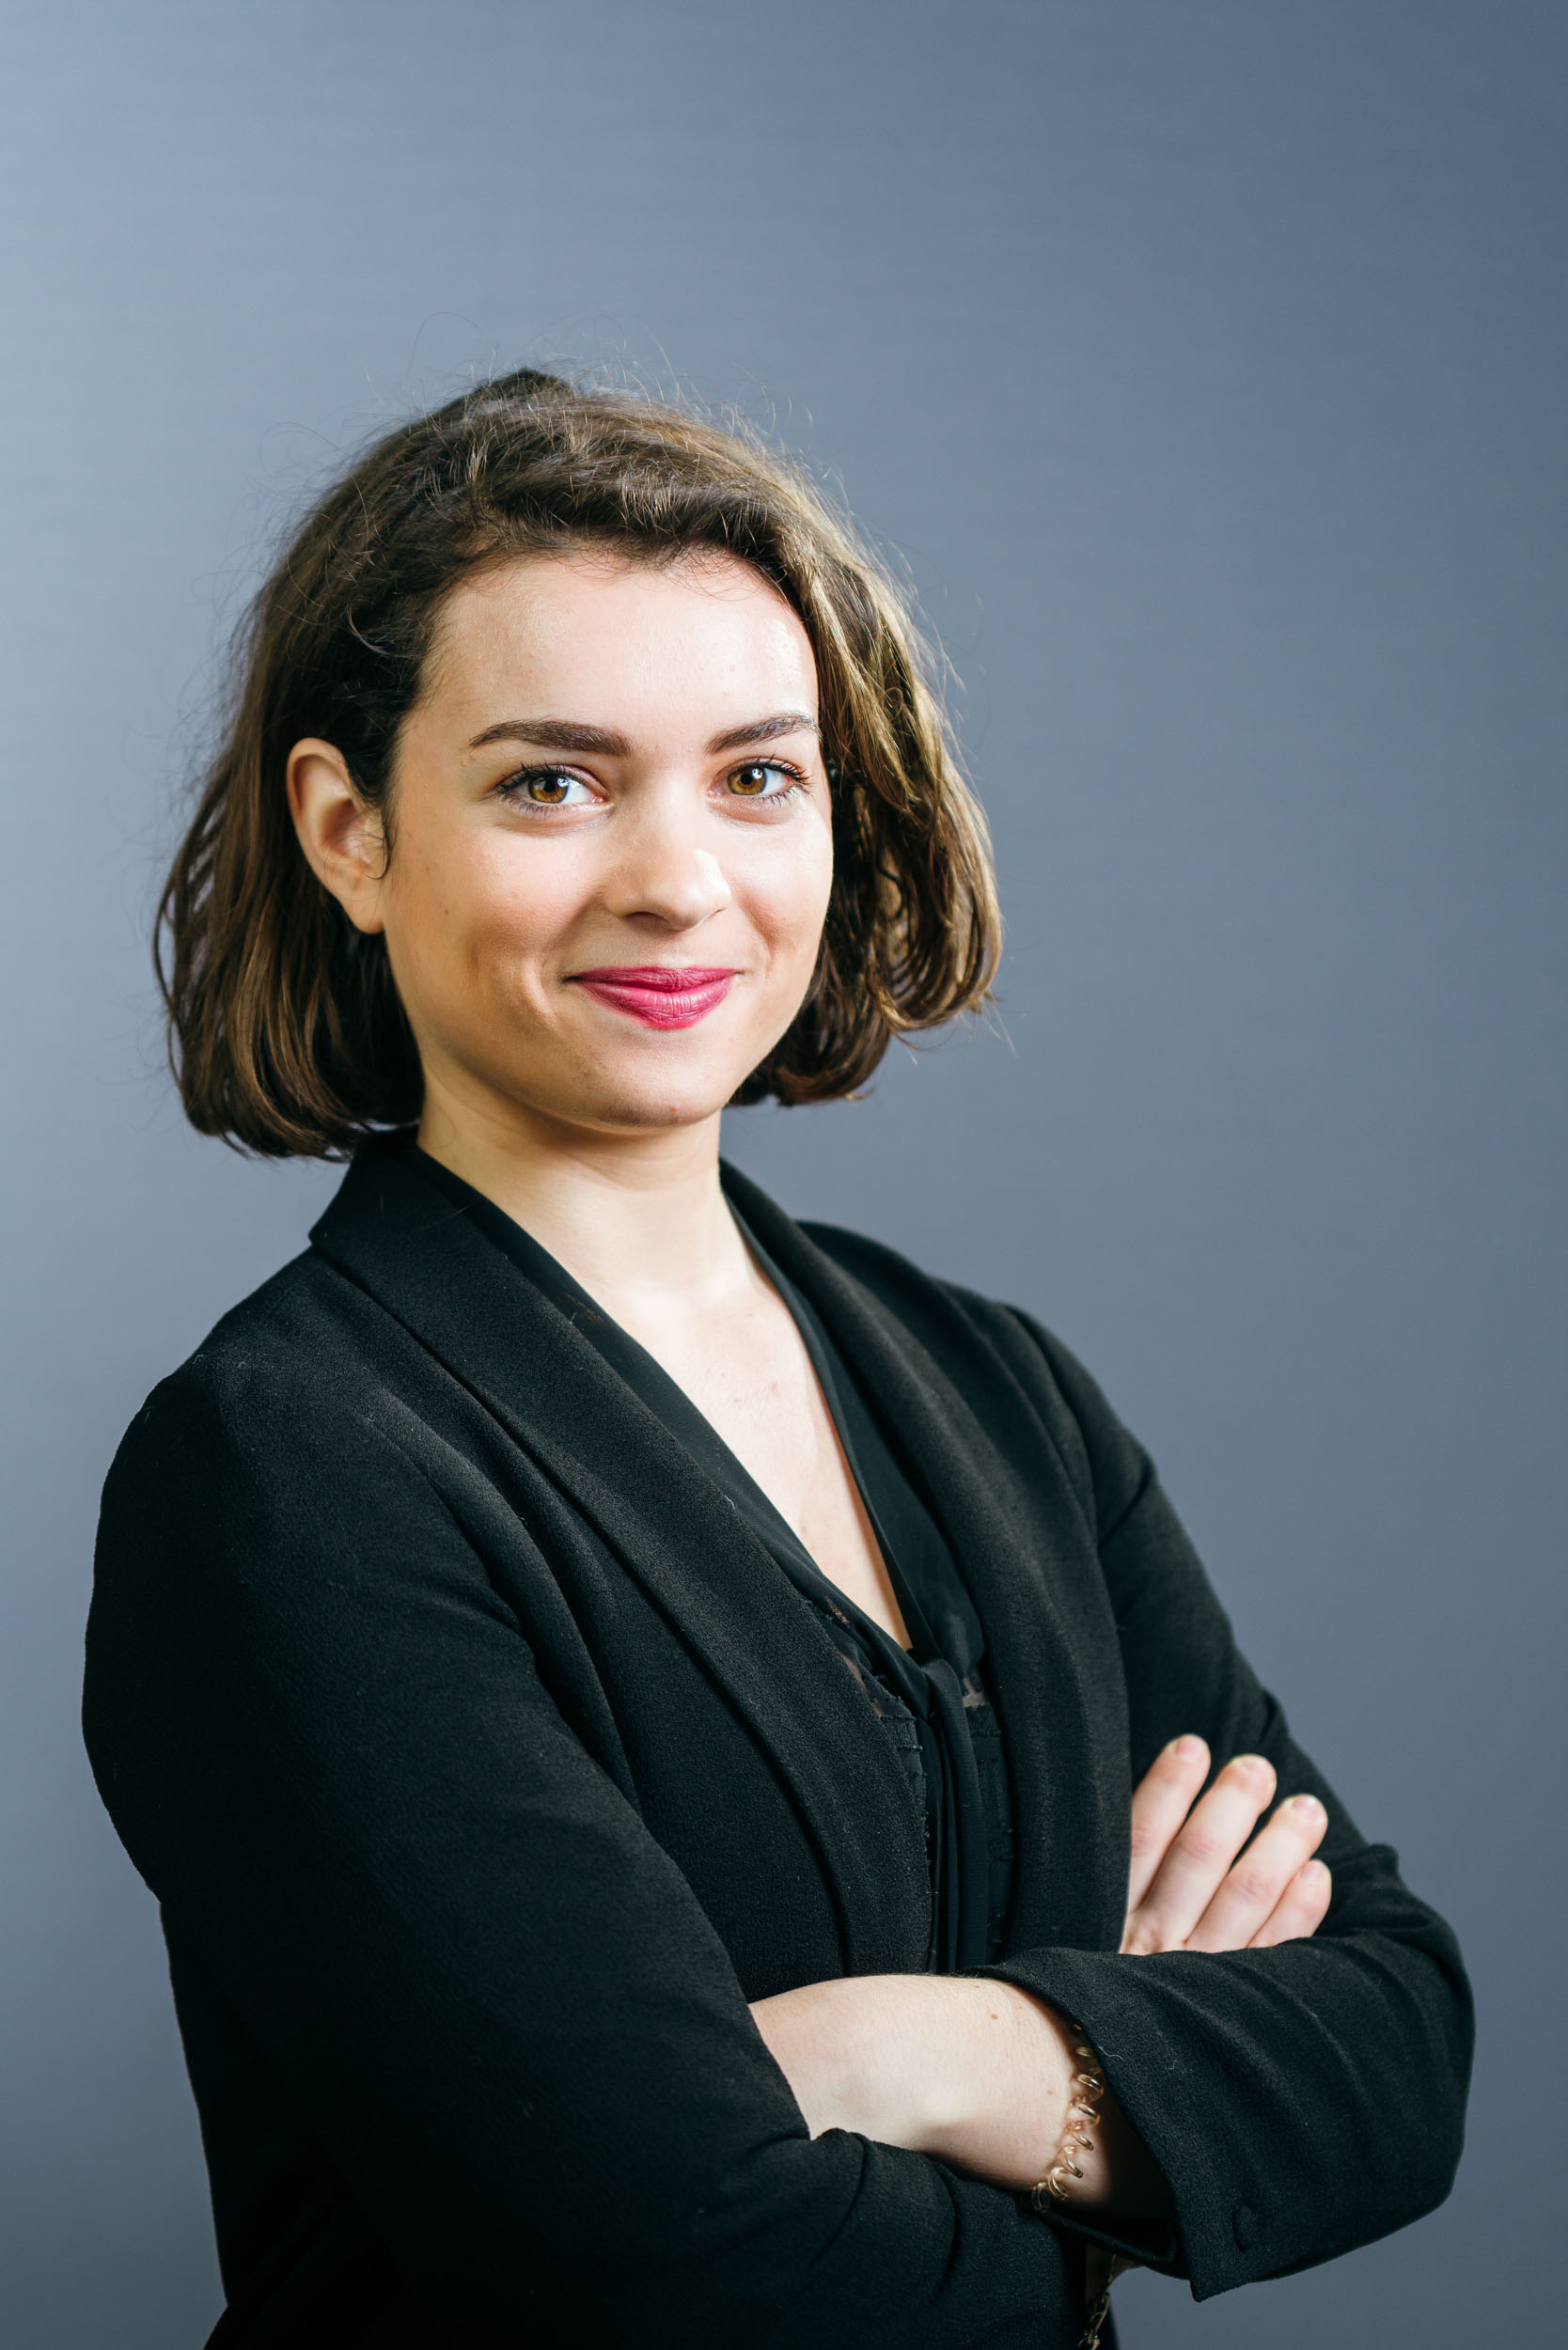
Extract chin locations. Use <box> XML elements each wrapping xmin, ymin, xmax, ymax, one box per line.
<box><xmin>540</xmin><ymin>1011</ymin><xmax>792</xmax><ymax>1134</ymax></box>
<box><xmin>536</xmin><ymin>1055</ymin><xmax>749</xmax><ymax>1136</ymax></box>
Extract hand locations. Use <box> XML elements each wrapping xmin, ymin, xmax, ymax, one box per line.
<box><xmin>1122</xmin><ymin>1736</ymin><xmax>1332</xmax><ymax>1955</ymax></box>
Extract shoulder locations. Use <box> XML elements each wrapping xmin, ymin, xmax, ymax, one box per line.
<box><xmin>97</xmin><ymin>1243</ymin><xmax>447</xmax><ymax>1579</ymax></box>
<box><xmin>793</xmin><ymin>1213</ymin><xmax>1153</xmax><ymax>1537</ymax></box>
<box><xmin>86</xmin><ymin>1243</ymin><xmax>518</xmax><ymax>1796</ymax></box>
<box><xmin>109</xmin><ymin>1244</ymin><xmax>380</xmax><ymax>1452</ymax></box>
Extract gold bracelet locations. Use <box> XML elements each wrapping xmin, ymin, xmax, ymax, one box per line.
<box><xmin>1029</xmin><ymin>2034</ymin><xmax>1107</xmax><ymax>2212</ymax></box>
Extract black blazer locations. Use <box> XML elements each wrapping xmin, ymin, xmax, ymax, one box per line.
<box><xmin>82</xmin><ymin>1146</ymin><xmax>1471</xmax><ymax>2348</ymax></box>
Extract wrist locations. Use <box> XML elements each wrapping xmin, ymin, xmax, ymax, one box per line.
<box><xmin>1029</xmin><ymin>2027</ymin><xmax>1109</xmax><ymax>2209</ymax></box>
<box><xmin>1010</xmin><ymin>1993</ymin><xmax>1171</xmax><ymax>2225</ymax></box>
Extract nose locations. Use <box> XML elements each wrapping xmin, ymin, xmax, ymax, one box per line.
<box><xmin>600</xmin><ymin>789</ymin><xmax>733</xmax><ymax>931</ymax></box>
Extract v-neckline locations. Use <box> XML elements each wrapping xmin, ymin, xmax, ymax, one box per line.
<box><xmin>403</xmin><ymin>1144</ymin><xmax>933</xmax><ymax>1663</ymax></box>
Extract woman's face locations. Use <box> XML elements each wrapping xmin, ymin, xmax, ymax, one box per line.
<box><xmin>290</xmin><ymin>549</ymin><xmax>835</xmax><ymax>1143</ymax></box>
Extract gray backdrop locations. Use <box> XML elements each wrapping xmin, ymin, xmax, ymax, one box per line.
<box><xmin>2</xmin><ymin>4</ymin><xmax>1562</xmax><ymax>2343</ymax></box>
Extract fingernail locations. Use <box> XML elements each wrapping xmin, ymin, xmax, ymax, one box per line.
<box><xmin>1302</xmin><ymin>1860</ymin><xmax>1328</xmax><ymax>1883</ymax></box>
<box><xmin>1171</xmin><ymin>1735</ymin><xmax>1206</xmax><ymax>1762</ymax></box>
<box><xmin>1288</xmin><ymin>1794</ymin><xmax>1325</xmax><ymax>1819</ymax></box>
<box><xmin>1231</xmin><ymin>1753</ymin><xmax>1272</xmax><ymax>1778</ymax></box>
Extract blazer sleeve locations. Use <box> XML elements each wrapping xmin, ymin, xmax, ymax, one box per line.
<box><xmin>968</xmin><ymin>1308</ymin><xmax>1474</xmax><ymax>2302</ymax></box>
<box><xmin>83</xmin><ymin>1352</ymin><xmax>1087</xmax><ymax>2350</ymax></box>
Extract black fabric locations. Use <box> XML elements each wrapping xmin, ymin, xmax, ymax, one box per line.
<box><xmin>82</xmin><ymin>1142</ymin><xmax>1473</xmax><ymax>2348</ymax></box>
<box><xmin>408</xmin><ymin>1141</ymin><xmax>1006</xmax><ymax>1973</ymax></box>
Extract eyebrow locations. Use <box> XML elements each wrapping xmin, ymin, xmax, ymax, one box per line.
<box><xmin>465</xmin><ymin>711</ymin><xmax>819</xmax><ymax>757</ymax></box>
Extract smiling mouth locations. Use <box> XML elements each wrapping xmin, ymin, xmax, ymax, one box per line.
<box><xmin>569</xmin><ymin>965</ymin><xmax>740</xmax><ymax>1029</ymax></box>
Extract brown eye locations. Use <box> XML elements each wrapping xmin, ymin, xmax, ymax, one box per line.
<box><xmin>499</xmin><ymin>766</ymin><xmax>593</xmax><ymax>809</ymax></box>
<box><xmin>727</xmin><ymin>760</ymin><xmax>799</xmax><ymax>800</ymax></box>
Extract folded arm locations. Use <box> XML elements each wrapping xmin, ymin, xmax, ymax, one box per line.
<box><xmin>977</xmin><ymin>1312</ymin><xmax>1474</xmax><ymax>2295</ymax></box>
<box><xmin>753</xmin><ymin>1306</ymin><xmax>1472</xmax><ymax>2301</ymax></box>
<box><xmin>751</xmin><ymin>1733</ymin><xmax>1332</xmax><ymax>2234</ymax></box>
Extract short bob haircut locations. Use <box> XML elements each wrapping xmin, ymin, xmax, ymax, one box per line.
<box><xmin>160</xmin><ymin>368</ymin><xmax>1002</xmax><ymax>1156</ymax></box>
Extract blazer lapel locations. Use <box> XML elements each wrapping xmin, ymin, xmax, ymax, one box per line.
<box><xmin>308</xmin><ymin>1148</ymin><xmax>931</xmax><ymax>1979</ymax></box>
<box><xmin>723</xmin><ymin>1165</ymin><xmax>1130</xmax><ymax>1958</ymax></box>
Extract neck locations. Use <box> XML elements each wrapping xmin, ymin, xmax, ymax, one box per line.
<box><xmin>415</xmin><ymin>1085</ymin><xmax>749</xmax><ymax>1313</ymax></box>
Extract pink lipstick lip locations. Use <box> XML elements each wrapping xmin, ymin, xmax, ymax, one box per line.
<box><xmin>569</xmin><ymin>965</ymin><xmax>740</xmax><ymax>1030</ymax></box>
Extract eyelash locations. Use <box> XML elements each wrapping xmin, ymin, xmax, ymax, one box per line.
<box><xmin>495</xmin><ymin>760</ymin><xmax>809</xmax><ymax>811</ymax></box>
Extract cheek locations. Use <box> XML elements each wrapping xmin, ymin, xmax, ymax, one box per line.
<box><xmin>469</xmin><ymin>850</ymin><xmax>578</xmax><ymax>961</ymax></box>
<box><xmin>385</xmin><ymin>830</ymin><xmax>577</xmax><ymax>998</ymax></box>
<box><xmin>749</xmin><ymin>824</ymin><xmax>835</xmax><ymax>968</ymax></box>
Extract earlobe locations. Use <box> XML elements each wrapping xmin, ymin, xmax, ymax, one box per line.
<box><xmin>285</xmin><ymin>739</ymin><xmax>387</xmax><ymax>934</ymax></box>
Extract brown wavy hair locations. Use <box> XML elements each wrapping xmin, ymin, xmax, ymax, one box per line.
<box><xmin>158</xmin><ymin>368</ymin><xmax>1002</xmax><ymax>1156</ymax></box>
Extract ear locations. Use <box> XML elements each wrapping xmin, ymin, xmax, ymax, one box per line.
<box><xmin>286</xmin><ymin>739</ymin><xmax>387</xmax><ymax>935</ymax></box>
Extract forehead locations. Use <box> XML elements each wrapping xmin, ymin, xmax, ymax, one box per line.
<box><xmin>423</xmin><ymin>550</ymin><xmax>818</xmax><ymax>736</ymax></box>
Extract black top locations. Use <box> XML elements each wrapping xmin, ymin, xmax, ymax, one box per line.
<box><xmin>81</xmin><ymin>1144</ymin><xmax>1473</xmax><ymax>2348</ymax></box>
<box><xmin>409</xmin><ymin>1145</ymin><xmax>1015</xmax><ymax>1972</ymax></box>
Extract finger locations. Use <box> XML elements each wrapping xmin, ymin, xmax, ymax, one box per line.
<box><xmin>1125</xmin><ymin>1735</ymin><xmax>1210</xmax><ymax>1916</ymax></box>
<box><xmin>1122</xmin><ymin>1753</ymin><xmax>1276</xmax><ymax>1955</ymax></box>
<box><xmin>1248</xmin><ymin>1857</ymin><xmax>1333</xmax><ymax>1950</ymax></box>
<box><xmin>1183</xmin><ymin>1793</ymin><xmax>1328</xmax><ymax>1952</ymax></box>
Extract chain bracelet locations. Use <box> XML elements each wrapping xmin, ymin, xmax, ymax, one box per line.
<box><xmin>1028</xmin><ymin>2035</ymin><xmax>1125</xmax><ymax>2349</ymax></box>
<box><xmin>1029</xmin><ymin>2038</ymin><xmax>1107</xmax><ymax>2212</ymax></box>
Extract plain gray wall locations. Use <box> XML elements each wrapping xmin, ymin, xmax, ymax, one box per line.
<box><xmin>2</xmin><ymin>3</ymin><xmax>1562</xmax><ymax>2342</ymax></box>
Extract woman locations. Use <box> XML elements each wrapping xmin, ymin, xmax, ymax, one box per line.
<box><xmin>83</xmin><ymin>370</ymin><xmax>1471</xmax><ymax>2348</ymax></box>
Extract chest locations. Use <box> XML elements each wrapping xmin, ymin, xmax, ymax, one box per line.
<box><xmin>604</xmin><ymin>1285</ymin><xmax>914</xmax><ymax>1649</ymax></box>
<box><xmin>358</xmin><ymin>1253</ymin><xmax>1137</xmax><ymax>1979</ymax></box>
